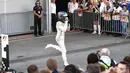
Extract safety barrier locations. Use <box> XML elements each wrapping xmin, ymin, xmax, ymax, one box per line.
<box><xmin>72</xmin><ymin>12</ymin><xmax>130</xmax><ymax>38</ymax></box>
<box><xmin>73</xmin><ymin>12</ymin><xmax>99</xmax><ymax>30</ymax></box>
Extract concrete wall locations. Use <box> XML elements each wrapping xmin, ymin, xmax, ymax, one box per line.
<box><xmin>0</xmin><ymin>0</ymin><xmax>36</xmax><ymax>14</ymax></box>
<box><xmin>0</xmin><ymin>0</ymin><xmax>47</xmax><ymax>35</ymax></box>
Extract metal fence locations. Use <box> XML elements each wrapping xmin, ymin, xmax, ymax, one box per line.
<box><xmin>72</xmin><ymin>12</ymin><xmax>130</xmax><ymax>38</ymax></box>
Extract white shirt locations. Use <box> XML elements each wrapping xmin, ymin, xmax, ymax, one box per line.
<box><xmin>121</xmin><ymin>10</ymin><xmax>129</xmax><ymax>16</ymax></box>
<box><xmin>100</xmin><ymin>2</ymin><xmax>113</xmax><ymax>17</ymax></box>
<box><xmin>68</xmin><ymin>2</ymin><xmax>72</xmax><ymax>12</ymax></box>
<box><xmin>69</xmin><ymin>2</ymin><xmax>78</xmax><ymax>13</ymax></box>
<box><xmin>113</xmin><ymin>6</ymin><xmax>122</xmax><ymax>13</ymax></box>
<box><xmin>51</xmin><ymin>3</ymin><xmax>56</xmax><ymax>14</ymax></box>
<box><xmin>99</xmin><ymin>56</ymin><xmax>117</xmax><ymax>68</ymax></box>
<box><xmin>68</xmin><ymin>2</ymin><xmax>72</xmax><ymax>9</ymax></box>
<box><xmin>112</xmin><ymin>6</ymin><xmax>122</xmax><ymax>20</ymax></box>
<box><xmin>99</xmin><ymin>56</ymin><xmax>111</xmax><ymax>66</ymax></box>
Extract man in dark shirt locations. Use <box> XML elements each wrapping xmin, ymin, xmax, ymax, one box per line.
<box><xmin>33</xmin><ymin>1</ymin><xmax>43</xmax><ymax>37</ymax></box>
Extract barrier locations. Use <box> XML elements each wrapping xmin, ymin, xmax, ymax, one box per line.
<box><xmin>1</xmin><ymin>34</ymin><xmax>9</xmax><ymax>71</ymax></box>
<box><xmin>0</xmin><ymin>34</ymin><xmax>16</xmax><ymax>72</ymax></box>
<box><xmin>72</xmin><ymin>12</ymin><xmax>130</xmax><ymax>38</ymax></box>
<box><xmin>72</xmin><ymin>12</ymin><xmax>95</xmax><ymax>30</ymax></box>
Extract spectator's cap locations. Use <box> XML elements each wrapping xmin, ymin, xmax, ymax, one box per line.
<box><xmin>122</xmin><ymin>2</ymin><xmax>127</xmax><ymax>6</ymax></box>
<box><xmin>87</xmin><ymin>53</ymin><xmax>99</xmax><ymax>64</ymax></box>
<box><xmin>122</xmin><ymin>4</ymin><xmax>128</xmax><ymax>8</ymax></box>
<box><xmin>101</xmin><ymin>48</ymin><xmax>110</xmax><ymax>56</ymax></box>
<box><xmin>64</xmin><ymin>64</ymin><xmax>78</xmax><ymax>73</ymax></box>
<box><xmin>27</xmin><ymin>64</ymin><xmax>39</xmax><ymax>73</ymax></box>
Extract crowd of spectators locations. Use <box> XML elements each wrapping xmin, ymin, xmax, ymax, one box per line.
<box><xmin>67</xmin><ymin>0</ymin><xmax>130</xmax><ymax>37</ymax></box>
<box><xmin>25</xmin><ymin>48</ymin><xmax>130</xmax><ymax>73</ymax></box>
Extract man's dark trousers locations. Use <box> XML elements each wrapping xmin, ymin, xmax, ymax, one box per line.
<box><xmin>51</xmin><ymin>13</ymin><xmax>57</xmax><ymax>32</ymax></box>
<box><xmin>68</xmin><ymin>13</ymin><xmax>73</xmax><ymax>30</ymax></box>
<box><xmin>34</xmin><ymin>17</ymin><xmax>42</xmax><ymax>36</ymax></box>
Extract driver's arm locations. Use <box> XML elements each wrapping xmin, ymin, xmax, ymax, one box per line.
<box><xmin>56</xmin><ymin>21</ymin><xmax>68</xmax><ymax>32</ymax></box>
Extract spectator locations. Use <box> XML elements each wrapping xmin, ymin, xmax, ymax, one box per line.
<box><xmin>120</xmin><ymin>0</ymin><xmax>130</xmax><ymax>12</ymax></box>
<box><xmin>116</xmin><ymin>61</ymin><xmax>129</xmax><ymax>73</ymax></box>
<box><xmin>68</xmin><ymin>0</ymin><xmax>78</xmax><ymax>30</ymax></box>
<box><xmin>91</xmin><ymin>0</ymin><xmax>101</xmax><ymax>35</ymax></box>
<box><xmin>81</xmin><ymin>0</ymin><xmax>88</xmax><ymax>11</ymax></box>
<box><xmin>40</xmin><ymin>69</ymin><xmax>50</xmax><ymax>73</ymax></box>
<box><xmin>99</xmin><ymin>64</ymin><xmax>106</xmax><ymax>72</ymax></box>
<box><xmin>105</xmin><ymin>1</ymin><xmax>113</xmax><ymax>31</ymax></box>
<box><xmin>78</xmin><ymin>0</ymin><xmax>83</xmax><ymax>4</ymax></box>
<box><xmin>51</xmin><ymin>0</ymin><xmax>57</xmax><ymax>32</ymax></box>
<box><xmin>86</xmin><ymin>52</ymin><xmax>100</xmax><ymax>73</ymax></box>
<box><xmin>120</xmin><ymin>0</ymin><xmax>128</xmax><ymax>7</ymax></box>
<box><xmin>77</xmin><ymin>5</ymin><xmax>83</xmax><ymax>16</ymax></box>
<box><xmin>68</xmin><ymin>0</ymin><xmax>73</xmax><ymax>12</ymax></box>
<box><xmin>85</xmin><ymin>0</ymin><xmax>93</xmax><ymax>12</ymax></box>
<box><xmin>100</xmin><ymin>0</ymin><xmax>113</xmax><ymax>17</ymax></box>
<box><xmin>112</xmin><ymin>2</ymin><xmax>122</xmax><ymax>36</ymax></box>
<box><xmin>33</xmin><ymin>1</ymin><xmax>43</xmax><ymax>37</ymax></box>
<box><xmin>123</xmin><ymin>56</ymin><xmax>130</xmax><ymax>63</ymax></box>
<box><xmin>108</xmin><ymin>67</ymin><xmax>117</xmax><ymax>73</ymax></box>
<box><xmin>87</xmin><ymin>53</ymin><xmax>99</xmax><ymax>64</ymax></box>
<box><xmin>61</xmin><ymin>70</ymin><xmax>72</xmax><ymax>73</ymax></box>
<box><xmin>76</xmin><ymin>5</ymin><xmax>83</xmax><ymax>30</ymax></box>
<box><xmin>64</xmin><ymin>64</ymin><xmax>81</xmax><ymax>73</ymax></box>
<box><xmin>97</xmin><ymin>0</ymin><xmax>102</xmax><ymax>10</ymax></box>
<box><xmin>46</xmin><ymin>58</ymin><xmax>58</xmax><ymax>73</ymax></box>
<box><xmin>99</xmin><ymin>48</ymin><xmax>116</xmax><ymax>69</ymax></box>
<box><xmin>87</xmin><ymin>64</ymin><xmax>101</xmax><ymax>73</ymax></box>
<box><xmin>100</xmin><ymin>0</ymin><xmax>113</xmax><ymax>33</ymax></box>
<box><xmin>27</xmin><ymin>64</ymin><xmax>39</xmax><ymax>73</ymax></box>
<box><xmin>120</xmin><ymin>5</ymin><xmax>129</xmax><ymax>37</ymax></box>
<box><xmin>123</xmin><ymin>56</ymin><xmax>130</xmax><ymax>72</ymax></box>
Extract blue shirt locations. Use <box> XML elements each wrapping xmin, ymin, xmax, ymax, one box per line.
<box><xmin>52</xmin><ymin>69</ymin><xmax>59</xmax><ymax>73</ymax></box>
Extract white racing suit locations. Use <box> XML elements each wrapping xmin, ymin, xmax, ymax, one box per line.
<box><xmin>45</xmin><ymin>19</ymin><xmax>70</xmax><ymax>66</ymax></box>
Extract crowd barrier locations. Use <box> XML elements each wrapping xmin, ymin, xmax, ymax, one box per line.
<box><xmin>72</xmin><ymin>12</ymin><xmax>130</xmax><ymax>38</ymax></box>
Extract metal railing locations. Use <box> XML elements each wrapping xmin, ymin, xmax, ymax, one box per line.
<box><xmin>72</xmin><ymin>12</ymin><xmax>130</xmax><ymax>38</ymax></box>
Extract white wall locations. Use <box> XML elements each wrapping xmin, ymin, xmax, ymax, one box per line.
<box><xmin>0</xmin><ymin>0</ymin><xmax>47</xmax><ymax>35</ymax></box>
<box><xmin>0</xmin><ymin>0</ymin><xmax>37</xmax><ymax>14</ymax></box>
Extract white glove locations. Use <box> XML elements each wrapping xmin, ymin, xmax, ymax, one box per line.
<box><xmin>65</xmin><ymin>17</ymin><xmax>69</xmax><ymax>21</ymax></box>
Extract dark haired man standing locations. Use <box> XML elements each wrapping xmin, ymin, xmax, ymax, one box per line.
<box><xmin>33</xmin><ymin>1</ymin><xmax>43</xmax><ymax>37</ymax></box>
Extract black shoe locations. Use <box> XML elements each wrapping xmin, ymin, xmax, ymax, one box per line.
<box><xmin>39</xmin><ymin>34</ymin><xmax>43</xmax><ymax>36</ymax></box>
<box><xmin>34</xmin><ymin>34</ymin><xmax>38</xmax><ymax>37</ymax></box>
